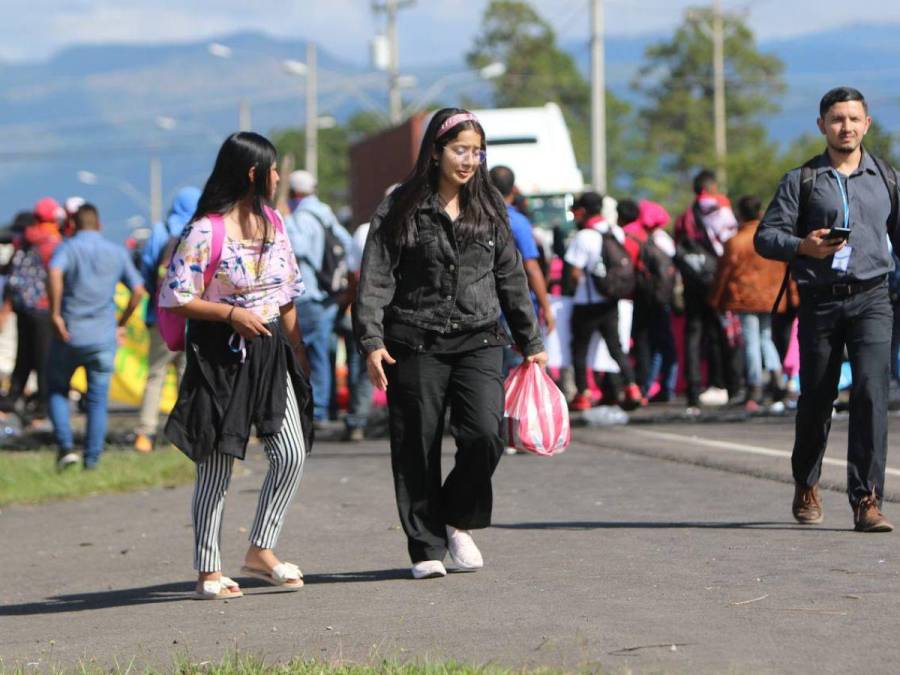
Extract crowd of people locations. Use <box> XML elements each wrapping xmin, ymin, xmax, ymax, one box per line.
<box><xmin>1</xmin><ymin>86</ymin><xmax>896</xmax><ymax>590</ymax></box>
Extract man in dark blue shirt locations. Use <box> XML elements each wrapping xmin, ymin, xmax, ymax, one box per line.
<box><xmin>47</xmin><ymin>204</ymin><xmax>144</xmax><ymax>470</ymax></box>
<box><xmin>756</xmin><ymin>87</ymin><xmax>896</xmax><ymax>532</ymax></box>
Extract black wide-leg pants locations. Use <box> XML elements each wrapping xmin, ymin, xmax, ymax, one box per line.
<box><xmin>793</xmin><ymin>282</ymin><xmax>892</xmax><ymax>506</ymax></box>
<box><xmin>386</xmin><ymin>346</ymin><xmax>505</xmax><ymax>563</ymax></box>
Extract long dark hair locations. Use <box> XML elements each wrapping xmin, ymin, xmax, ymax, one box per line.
<box><xmin>192</xmin><ymin>132</ymin><xmax>278</xmax><ymax>242</ymax></box>
<box><xmin>384</xmin><ymin>107</ymin><xmax>507</xmax><ymax>247</ymax></box>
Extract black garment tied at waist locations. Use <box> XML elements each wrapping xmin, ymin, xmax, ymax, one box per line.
<box><xmin>165</xmin><ymin>318</ymin><xmax>314</xmax><ymax>462</ymax></box>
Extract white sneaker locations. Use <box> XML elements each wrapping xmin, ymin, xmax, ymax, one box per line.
<box><xmin>698</xmin><ymin>387</ymin><xmax>729</xmax><ymax>406</ymax></box>
<box><xmin>57</xmin><ymin>451</ymin><xmax>80</xmax><ymax>471</ymax></box>
<box><xmin>446</xmin><ymin>525</ymin><xmax>483</xmax><ymax>570</ymax></box>
<box><xmin>411</xmin><ymin>560</ymin><xmax>447</xmax><ymax>579</ymax></box>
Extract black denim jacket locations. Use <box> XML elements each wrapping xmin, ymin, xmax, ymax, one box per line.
<box><xmin>353</xmin><ymin>194</ymin><xmax>544</xmax><ymax>356</ymax></box>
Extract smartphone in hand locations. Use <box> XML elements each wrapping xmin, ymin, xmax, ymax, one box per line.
<box><xmin>824</xmin><ymin>227</ymin><xmax>851</xmax><ymax>242</ymax></box>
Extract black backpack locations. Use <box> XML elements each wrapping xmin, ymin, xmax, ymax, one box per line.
<box><xmin>297</xmin><ymin>209</ymin><xmax>350</xmax><ymax>300</ymax></box>
<box><xmin>770</xmin><ymin>152</ymin><xmax>900</xmax><ymax>313</ymax></box>
<box><xmin>673</xmin><ymin>201</ymin><xmax>719</xmax><ymax>291</ymax></box>
<box><xmin>588</xmin><ymin>229</ymin><xmax>636</xmax><ymax>300</ymax></box>
<box><xmin>628</xmin><ymin>232</ymin><xmax>678</xmax><ymax>305</ymax></box>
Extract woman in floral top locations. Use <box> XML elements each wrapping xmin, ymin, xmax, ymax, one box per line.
<box><xmin>158</xmin><ymin>132</ymin><xmax>312</xmax><ymax>600</ymax></box>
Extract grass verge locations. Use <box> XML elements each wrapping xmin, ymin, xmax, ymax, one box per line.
<box><xmin>0</xmin><ymin>446</ymin><xmax>194</xmax><ymax>507</ymax></box>
<box><xmin>2</xmin><ymin>652</ymin><xmax>581</xmax><ymax>674</ymax></box>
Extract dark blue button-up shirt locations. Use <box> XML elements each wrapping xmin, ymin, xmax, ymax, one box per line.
<box><xmin>755</xmin><ymin>150</ymin><xmax>897</xmax><ymax>287</ymax></box>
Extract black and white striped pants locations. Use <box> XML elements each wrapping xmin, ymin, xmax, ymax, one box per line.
<box><xmin>191</xmin><ymin>379</ymin><xmax>306</xmax><ymax>572</ymax></box>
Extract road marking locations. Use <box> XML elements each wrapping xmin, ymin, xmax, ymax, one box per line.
<box><xmin>627</xmin><ymin>428</ymin><xmax>900</xmax><ymax>478</ymax></box>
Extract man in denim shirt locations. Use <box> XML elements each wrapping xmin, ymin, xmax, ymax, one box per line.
<box><xmin>756</xmin><ymin>87</ymin><xmax>897</xmax><ymax>532</ymax></box>
<box><xmin>47</xmin><ymin>204</ymin><xmax>144</xmax><ymax>470</ymax></box>
<box><xmin>285</xmin><ymin>170</ymin><xmax>354</xmax><ymax>425</ymax></box>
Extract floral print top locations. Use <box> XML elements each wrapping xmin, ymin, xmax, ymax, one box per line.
<box><xmin>158</xmin><ymin>213</ymin><xmax>304</xmax><ymax>323</ymax></box>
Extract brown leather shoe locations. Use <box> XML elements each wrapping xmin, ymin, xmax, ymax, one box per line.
<box><xmin>792</xmin><ymin>484</ymin><xmax>824</xmax><ymax>524</ymax></box>
<box><xmin>854</xmin><ymin>494</ymin><xmax>894</xmax><ymax>533</ymax></box>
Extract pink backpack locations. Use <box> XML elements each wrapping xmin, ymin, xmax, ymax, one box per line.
<box><xmin>156</xmin><ymin>207</ymin><xmax>284</xmax><ymax>351</ymax></box>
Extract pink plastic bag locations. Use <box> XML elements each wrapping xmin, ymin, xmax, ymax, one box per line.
<box><xmin>502</xmin><ymin>362</ymin><xmax>571</xmax><ymax>456</ymax></box>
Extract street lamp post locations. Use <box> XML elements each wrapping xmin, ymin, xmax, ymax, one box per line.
<box><xmin>208</xmin><ymin>42</ymin><xmax>252</xmax><ymax>131</ymax></box>
<box><xmin>283</xmin><ymin>44</ymin><xmax>319</xmax><ymax>180</ymax></box>
<box><xmin>402</xmin><ymin>63</ymin><xmax>506</xmax><ymax>117</ymax></box>
<box><xmin>76</xmin><ymin>170</ymin><xmax>151</xmax><ymax>216</ymax></box>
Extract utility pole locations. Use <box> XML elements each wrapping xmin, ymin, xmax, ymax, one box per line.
<box><xmin>590</xmin><ymin>0</ymin><xmax>607</xmax><ymax>194</ymax></box>
<box><xmin>305</xmin><ymin>42</ymin><xmax>318</xmax><ymax>179</ymax></box>
<box><xmin>149</xmin><ymin>157</ymin><xmax>162</xmax><ymax>224</ymax></box>
<box><xmin>712</xmin><ymin>0</ymin><xmax>727</xmax><ymax>191</ymax></box>
<box><xmin>239</xmin><ymin>99</ymin><xmax>252</xmax><ymax>131</ymax></box>
<box><xmin>373</xmin><ymin>0</ymin><xmax>414</xmax><ymax>124</ymax></box>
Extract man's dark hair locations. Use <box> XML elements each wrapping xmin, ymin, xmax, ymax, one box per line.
<box><xmin>617</xmin><ymin>198</ymin><xmax>639</xmax><ymax>226</ymax></box>
<box><xmin>819</xmin><ymin>86</ymin><xmax>868</xmax><ymax>118</ymax></box>
<box><xmin>736</xmin><ymin>195</ymin><xmax>761</xmax><ymax>223</ymax></box>
<box><xmin>489</xmin><ymin>165</ymin><xmax>515</xmax><ymax>198</ymax></box>
<box><xmin>692</xmin><ymin>169</ymin><xmax>717</xmax><ymax>196</ymax></box>
<box><xmin>573</xmin><ymin>191</ymin><xmax>604</xmax><ymax>217</ymax></box>
<box><xmin>75</xmin><ymin>203</ymin><xmax>100</xmax><ymax>231</ymax></box>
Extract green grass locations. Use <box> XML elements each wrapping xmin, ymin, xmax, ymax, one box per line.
<box><xmin>1</xmin><ymin>653</ymin><xmax>586</xmax><ymax>674</ymax></box>
<box><xmin>0</xmin><ymin>445</ymin><xmax>195</xmax><ymax>507</ymax></box>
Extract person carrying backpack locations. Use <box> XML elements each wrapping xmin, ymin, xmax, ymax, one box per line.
<box><xmin>286</xmin><ymin>170</ymin><xmax>355</xmax><ymax>426</ymax></box>
<box><xmin>674</xmin><ymin>169</ymin><xmax>742</xmax><ymax>410</ymax></box>
<box><xmin>622</xmin><ymin>199</ymin><xmax>679</xmax><ymax>402</ymax></box>
<box><xmin>0</xmin><ymin>198</ymin><xmax>63</xmax><ymax>420</ymax></box>
<box><xmin>564</xmin><ymin>191</ymin><xmax>643</xmax><ymax>411</ymax></box>
<box><xmin>134</xmin><ymin>186</ymin><xmax>201</xmax><ymax>453</ymax></box>
<box><xmin>755</xmin><ymin>87</ymin><xmax>896</xmax><ymax>533</ymax></box>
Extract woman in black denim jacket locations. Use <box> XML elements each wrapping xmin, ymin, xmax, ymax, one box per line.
<box><xmin>354</xmin><ymin>108</ymin><xmax>547</xmax><ymax>579</ymax></box>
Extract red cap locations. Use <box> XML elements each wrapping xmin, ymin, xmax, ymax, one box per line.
<box><xmin>33</xmin><ymin>197</ymin><xmax>62</xmax><ymax>223</ymax></box>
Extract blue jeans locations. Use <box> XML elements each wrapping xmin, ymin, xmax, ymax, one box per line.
<box><xmin>739</xmin><ymin>313</ymin><xmax>781</xmax><ymax>388</ymax></box>
<box><xmin>47</xmin><ymin>340</ymin><xmax>117</xmax><ymax>467</ymax></box>
<box><xmin>297</xmin><ymin>300</ymin><xmax>339</xmax><ymax>421</ymax></box>
<box><xmin>335</xmin><ymin>312</ymin><xmax>372</xmax><ymax>429</ymax></box>
<box><xmin>644</xmin><ymin>303</ymin><xmax>678</xmax><ymax>396</ymax></box>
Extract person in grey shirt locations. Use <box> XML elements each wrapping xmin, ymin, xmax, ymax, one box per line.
<box><xmin>755</xmin><ymin>86</ymin><xmax>897</xmax><ymax>533</ymax></box>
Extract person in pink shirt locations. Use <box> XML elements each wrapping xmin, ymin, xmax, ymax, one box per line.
<box><xmin>622</xmin><ymin>199</ymin><xmax>679</xmax><ymax>402</ymax></box>
<box><xmin>158</xmin><ymin>132</ymin><xmax>312</xmax><ymax>600</ymax></box>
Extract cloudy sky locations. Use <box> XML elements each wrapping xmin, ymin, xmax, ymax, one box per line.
<box><xmin>5</xmin><ymin>0</ymin><xmax>900</xmax><ymax>64</ymax></box>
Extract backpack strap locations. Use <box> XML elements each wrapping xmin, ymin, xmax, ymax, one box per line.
<box><xmin>204</xmin><ymin>214</ymin><xmax>226</xmax><ymax>289</ymax></box>
<box><xmin>771</xmin><ymin>156</ymin><xmax>819</xmax><ymax>315</ymax></box>
<box><xmin>869</xmin><ymin>153</ymin><xmax>900</xmax><ymax>246</ymax></box>
<box><xmin>263</xmin><ymin>205</ymin><xmax>286</xmax><ymax>234</ymax></box>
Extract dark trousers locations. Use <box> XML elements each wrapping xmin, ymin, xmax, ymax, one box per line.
<box><xmin>632</xmin><ymin>297</ymin><xmax>677</xmax><ymax>395</ymax></box>
<box><xmin>7</xmin><ymin>309</ymin><xmax>52</xmax><ymax>415</ymax></box>
<box><xmin>571</xmin><ymin>302</ymin><xmax>635</xmax><ymax>393</ymax></box>
<box><xmin>386</xmin><ymin>346</ymin><xmax>505</xmax><ymax>563</ymax></box>
<box><xmin>793</xmin><ymin>283</ymin><xmax>891</xmax><ymax>506</ymax></box>
<box><xmin>683</xmin><ymin>292</ymin><xmax>742</xmax><ymax>402</ymax></box>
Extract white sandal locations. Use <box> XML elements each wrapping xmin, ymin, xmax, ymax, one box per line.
<box><xmin>240</xmin><ymin>562</ymin><xmax>304</xmax><ymax>589</ymax></box>
<box><xmin>194</xmin><ymin>575</ymin><xmax>243</xmax><ymax>600</ymax></box>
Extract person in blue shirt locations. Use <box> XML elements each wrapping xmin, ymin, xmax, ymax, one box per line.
<box><xmin>134</xmin><ymin>186</ymin><xmax>200</xmax><ymax>453</ymax></box>
<box><xmin>285</xmin><ymin>170</ymin><xmax>354</xmax><ymax>425</ymax></box>
<box><xmin>47</xmin><ymin>204</ymin><xmax>145</xmax><ymax>470</ymax></box>
<box><xmin>489</xmin><ymin>165</ymin><xmax>555</xmax><ymax>376</ymax></box>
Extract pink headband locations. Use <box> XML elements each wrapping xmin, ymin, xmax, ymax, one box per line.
<box><xmin>436</xmin><ymin>112</ymin><xmax>479</xmax><ymax>138</ymax></box>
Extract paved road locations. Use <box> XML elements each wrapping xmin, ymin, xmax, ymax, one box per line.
<box><xmin>2</xmin><ymin>413</ymin><xmax>899</xmax><ymax>673</ymax></box>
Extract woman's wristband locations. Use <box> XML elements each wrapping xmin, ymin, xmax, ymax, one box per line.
<box><xmin>226</xmin><ymin>305</ymin><xmax>236</xmax><ymax>323</ymax></box>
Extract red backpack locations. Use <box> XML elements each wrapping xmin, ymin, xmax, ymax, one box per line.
<box><xmin>157</xmin><ymin>207</ymin><xmax>283</xmax><ymax>351</ymax></box>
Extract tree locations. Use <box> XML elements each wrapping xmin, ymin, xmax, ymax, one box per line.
<box><xmin>271</xmin><ymin>111</ymin><xmax>386</xmax><ymax>208</ymax></box>
<box><xmin>467</xmin><ymin>0</ymin><xmax>638</xmax><ymax>190</ymax></box>
<box><xmin>632</xmin><ymin>7</ymin><xmax>785</xmax><ymax>207</ymax></box>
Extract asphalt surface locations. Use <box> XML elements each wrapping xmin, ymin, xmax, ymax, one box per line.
<box><xmin>2</xmin><ymin>410</ymin><xmax>900</xmax><ymax>673</ymax></box>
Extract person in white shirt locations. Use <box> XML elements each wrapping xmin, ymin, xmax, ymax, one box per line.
<box><xmin>564</xmin><ymin>191</ymin><xmax>643</xmax><ymax>411</ymax></box>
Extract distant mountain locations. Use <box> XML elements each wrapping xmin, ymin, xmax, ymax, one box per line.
<box><xmin>1</xmin><ymin>26</ymin><xmax>898</xmax><ymax>241</ymax></box>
